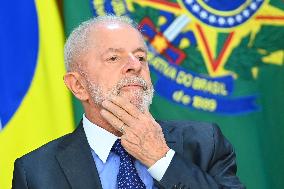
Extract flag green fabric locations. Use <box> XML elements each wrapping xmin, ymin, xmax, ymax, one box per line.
<box><xmin>63</xmin><ymin>0</ymin><xmax>93</xmax><ymax>125</ymax></box>
<box><xmin>63</xmin><ymin>0</ymin><xmax>284</xmax><ymax>188</ymax></box>
<box><xmin>0</xmin><ymin>1</ymin><xmax>74</xmax><ymax>188</ymax></box>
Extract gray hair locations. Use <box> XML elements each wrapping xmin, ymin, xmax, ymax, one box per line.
<box><xmin>64</xmin><ymin>15</ymin><xmax>142</xmax><ymax>72</ymax></box>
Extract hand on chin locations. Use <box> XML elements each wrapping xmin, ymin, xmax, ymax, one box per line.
<box><xmin>118</xmin><ymin>88</ymin><xmax>144</xmax><ymax>111</ymax></box>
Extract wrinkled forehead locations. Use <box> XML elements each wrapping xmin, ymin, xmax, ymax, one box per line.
<box><xmin>87</xmin><ymin>22</ymin><xmax>147</xmax><ymax>51</ymax></box>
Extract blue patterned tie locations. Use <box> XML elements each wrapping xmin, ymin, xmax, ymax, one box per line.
<box><xmin>111</xmin><ymin>139</ymin><xmax>146</xmax><ymax>189</ymax></box>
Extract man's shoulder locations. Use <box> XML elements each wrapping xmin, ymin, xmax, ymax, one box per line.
<box><xmin>158</xmin><ymin>120</ymin><xmax>222</xmax><ymax>145</ymax></box>
<box><xmin>158</xmin><ymin>120</ymin><xmax>217</xmax><ymax>132</ymax></box>
<box><xmin>18</xmin><ymin>131</ymin><xmax>74</xmax><ymax>164</ymax></box>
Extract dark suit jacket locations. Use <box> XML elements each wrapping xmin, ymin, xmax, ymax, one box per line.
<box><xmin>12</xmin><ymin>120</ymin><xmax>245</xmax><ymax>189</ymax></box>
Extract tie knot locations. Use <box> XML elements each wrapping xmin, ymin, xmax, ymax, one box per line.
<box><xmin>111</xmin><ymin>139</ymin><xmax>127</xmax><ymax>157</ymax></box>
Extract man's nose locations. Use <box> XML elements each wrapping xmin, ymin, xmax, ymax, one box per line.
<box><xmin>122</xmin><ymin>54</ymin><xmax>142</xmax><ymax>74</ymax></box>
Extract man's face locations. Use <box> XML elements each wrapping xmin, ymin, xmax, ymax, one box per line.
<box><xmin>80</xmin><ymin>22</ymin><xmax>154</xmax><ymax>112</ymax></box>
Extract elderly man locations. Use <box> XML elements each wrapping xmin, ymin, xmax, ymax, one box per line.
<box><xmin>12</xmin><ymin>15</ymin><xmax>245</xmax><ymax>189</ymax></box>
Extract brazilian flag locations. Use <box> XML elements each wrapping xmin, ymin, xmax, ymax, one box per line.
<box><xmin>0</xmin><ymin>1</ymin><xmax>74</xmax><ymax>188</ymax></box>
<box><xmin>64</xmin><ymin>0</ymin><xmax>284</xmax><ymax>189</ymax></box>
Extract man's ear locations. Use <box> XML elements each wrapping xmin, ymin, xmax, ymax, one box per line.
<box><xmin>64</xmin><ymin>72</ymin><xmax>89</xmax><ymax>101</ymax></box>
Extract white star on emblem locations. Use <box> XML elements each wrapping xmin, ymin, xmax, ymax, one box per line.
<box><xmin>250</xmin><ymin>2</ymin><xmax>257</xmax><ymax>10</ymax></box>
<box><xmin>218</xmin><ymin>17</ymin><xmax>226</xmax><ymax>25</ymax></box>
<box><xmin>185</xmin><ymin>0</ymin><xmax>194</xmax><ymax>4</ymax></box>
<box><xmin>200</xmin><ymin>11</ymin><xmax>208</xmax><ymax>19</ymax></box>
<box><xmin>227</xmin><ymin>17</ymin><xmax>235</xmax><ymax>25</ymax></box>
<box><xmin>192</xmin><ymin>4</ymin><xmax>200</xmax><ymax>13</ymax></box>
<box><xmin>208</xmin><ymin>15</ymin><xmax>216</xmax><ymax>23</ymax></box>
<box><xmin>243</xmin><ymin>9</ymin><xmax>250</xmax><ymax>17</ymax></box>
<box><xmin>236</xmin><ymin>14</ymin><xmax>243</xmax><ymax>22</ymax></box>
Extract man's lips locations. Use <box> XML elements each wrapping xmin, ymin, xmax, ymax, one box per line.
<box><xmin>116</xmin><ymin>77</ymin><xmax>148</xmax><ymax>91</ymax></box>
<box><xmin>120</xmin><ymin>84</ymin><xmax>144</xmax><ymax>90</ymax></box>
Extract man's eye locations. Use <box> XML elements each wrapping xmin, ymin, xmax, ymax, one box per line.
<box><xmin>107</xmin><ymin>56</ymin><xmax>118</xmax><ymax>62</ymax></box>
<box><xmin>137</xmin><ymin>56</ymin><xmax>146</xmax><ymax>62</ymax></box>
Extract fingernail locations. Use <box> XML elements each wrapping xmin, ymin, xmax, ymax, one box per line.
<box><xmin>102</xmin><ymin>100</ymin><xmax>107</xmax><ymax>107</ymax></box>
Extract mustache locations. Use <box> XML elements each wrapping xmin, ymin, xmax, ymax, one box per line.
<box><xmin>115</xmin><ymin>76</ymin><xmax>148</xmax><ymax>91</ymax></box>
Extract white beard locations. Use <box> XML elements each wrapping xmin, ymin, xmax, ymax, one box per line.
<box><xmin>86</xmin><ymin>76</ymin><xmax>154</xmax><ymax>112</ymax></box>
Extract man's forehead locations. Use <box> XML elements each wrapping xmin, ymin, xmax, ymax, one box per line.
<box><xmin>91</xmin><ymin>21</ymin><xmax>136</xmax><ymax>34</ymax></box>
<box><xmin>103</xmin><ymin>22</ymin><xmax>122</xmax><ymax>30</ymax></box>
<box><xmin>102</xmin><ymin>47</ymin><xmax>147</xmax><ymax>54</ymax></box>
<box><xmin>87</xmin><ymin>23</ymin><xmax>147</xmax><ymax>52</ymax></box>
<box><xmin>92</xmin><ymin>22</ymin><xmax>143</xmax><ymax>39</ymax></box>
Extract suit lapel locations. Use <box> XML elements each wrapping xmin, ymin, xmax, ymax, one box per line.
<box><xmin>56</xmin><ymin>123</ymin><xmax>102</xmax><ymax>189</ymax></box>
<box><xmin>55</xmin><ymin>120</ymin><xmax>183</xmax><ymax>189</ymax></box>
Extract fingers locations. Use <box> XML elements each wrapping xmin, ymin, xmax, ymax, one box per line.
<box><xmin>100</xmin><ymin>109</ymin><xmax>129</xmax><ymax>134</ymax></box>
<box><xmin>108</xmin><ymin>96</ymin><xmax>141</xmax><ymax>119</ymax></box>
<box><xmin>102</xmin><ymin>100</ymin><xmax>135</xmax><ymax>126</ymax></box>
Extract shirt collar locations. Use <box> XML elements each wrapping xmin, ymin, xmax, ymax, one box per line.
<box><xmin>82</xmin><ymin>114</ymin><xmax>118</xmax><ymax>163</ymax></box>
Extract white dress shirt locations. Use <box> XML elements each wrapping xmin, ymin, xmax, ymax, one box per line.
<box><xmin>82</xmin><ymin>114</ymin><xmax>175</xmax><ymax>182</ymax></box>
